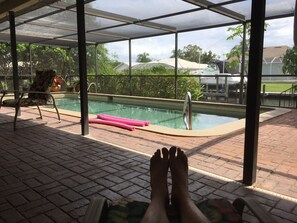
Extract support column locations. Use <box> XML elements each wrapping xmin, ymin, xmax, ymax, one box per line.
<box><xmin>239</xmin><ymin>22</ymin><xmax>247</xmax><ymax>104</ymax></box>
<box><xmin>68</xmin><ymin>48</ymin><xmax>72</xmax><ymax>84</ymax></box>
<box><xmin>95</xmin><ymin>44</ymin><xmax>98</xmax><ymax>93</ymax></box>
<box><xmin>293</xmin><ymin>0</ymin><xmax>297</xmax><ymax>47</ymax></box>
<box><xmin>76</xmin><ymin>0</ymin><xmax>89</xmax><ymax>135</ymax></box>
<box><xmin>9</xmin><ymin>11</ymin><xmax>19</xmax><ymax>98</ymax></box>
<box><xmin>29</xmin><ymin>44</ymin><xmax>33</xmax><ymax>82</ymax></box>
<box><xmin>129</xmin><ymin>39</ymin><xmax>132</xmax><ymax>95</ymax></box>
<box><xmin>174</xmin><ymin>33</ymin><xmax>178</xmax><ymax>99</ymax></box>
<box><xmin>243</xmin><ymin>0</ymin><xmax>266</xmax><ymax>185</ymax></box>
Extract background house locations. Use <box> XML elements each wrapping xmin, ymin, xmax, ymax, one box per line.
<box><xmin>262</xmin><ymin>45</ymin><xmax>288</xmax><ymax>80</ymax></box>
<box><xmin>114</xmin><ymin>58</ymin><xmax>208</xmax><ymax>74</ymax></box>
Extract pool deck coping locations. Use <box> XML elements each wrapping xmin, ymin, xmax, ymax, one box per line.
<box><xmin>42</xmin><ymin>105</ymin><xmax>291</xmax><ymax>137</ymax></box>
<box><xmin>49</xmin><ymin>92</ymin><xmax>292</xmax><ymax>136</ymax></box>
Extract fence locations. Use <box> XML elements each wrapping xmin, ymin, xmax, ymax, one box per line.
<box><xmin>1</xmin><ymin>73</ymin><xmax>297</xmax><ymax>108</ymax></box>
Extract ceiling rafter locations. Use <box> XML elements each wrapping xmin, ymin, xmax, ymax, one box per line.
<box><xmin>0</xmin><ymin>0</ymin><xmax>294</xmax><ymax>47</ymax></box>
<box><xmin>15</xmin><ymin>18</ymin><xmax>130</xmax><ymax>40</ymax></box>
<box><xmin>50</xmin><ymin>1</ymin><xmax>177</xmax><ymax>32</ymax></box>
<box><xmin>183</xmin><ymin>0</ymin><xmax>246</xmax><ymax>22</ymax></box>
<box><xmin>0</xmin><ymin>0</ymin><xmax>94</xmax><ymax>32</ymax></box>
<box><xmin>0</xmin><ymin>0</ymin><xmax>59</xmax><ymax>23</ymax></box>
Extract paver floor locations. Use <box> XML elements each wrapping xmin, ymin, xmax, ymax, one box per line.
<box><xmin>0</xmin><ymin>106</ymin><xmax>296</xmax><ymax>222</ymax></box>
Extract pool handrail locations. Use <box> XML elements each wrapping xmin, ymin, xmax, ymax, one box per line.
<box><xmin>183</xmin><ymin>91</ymin><xmax>192</xmax><ymax>130</ymax></box>
<box><xmin>78</xmin><ymin>82</ymin><xmax>99</xmax><ymax>98</ymax></box>
<box><xmin>87</xmin><ymin>82</ymin><xmax>98</xmax><ymax>93</ymax></box>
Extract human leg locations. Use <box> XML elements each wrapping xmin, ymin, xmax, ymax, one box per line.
<box><xmin>141</xmin><ymin>148</ymin><xmax>170</xmax><ymax>223</ymax></box>
<box><xmin>170</xmin><ymin>146</ymin><xmax>211</xmax><ymax>223</ymax></box>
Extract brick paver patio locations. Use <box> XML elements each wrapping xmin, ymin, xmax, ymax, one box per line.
<box><xmin>0</xmin><ymin>106</ymin><xmax>296</xmax><ymax>222</ymax></box>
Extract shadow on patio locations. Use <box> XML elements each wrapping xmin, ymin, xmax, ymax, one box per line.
<box><xmin>0</xmin><ymin>107</ymin><xmax>296</xmax><ymax>222</ymax></box>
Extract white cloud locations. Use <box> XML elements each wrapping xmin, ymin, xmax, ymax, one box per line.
<box><xmin>264</xmin><ymin>17</ymin><xmax>294</xmax><ymax>47</ymax></box>
<box><xmin>106</xmin><ymin>17</ymin><xmax>294</xmax><ymax>62</ymax></box>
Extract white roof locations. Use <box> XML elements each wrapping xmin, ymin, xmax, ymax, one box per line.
<box><xmin>114</xmin><ymin>62</ymin><xmax>143</xmax><ymax>71</ymax></box>
<box><xmin>132</xmin><ymin>58</ymin><xmax>208</xmax><ymax>70</ymax></box>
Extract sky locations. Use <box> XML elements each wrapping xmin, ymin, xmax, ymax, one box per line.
<box><xmin>105</xmin><ymin>17</ymin><xmax>294</xmax><ymax>63</ymax></box>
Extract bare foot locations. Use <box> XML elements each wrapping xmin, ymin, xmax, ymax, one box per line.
<box><xmin>150</xmin><ymin>147</ymin><xmax>169</xmax><ymax>205</ymax></box>
<box><xmin>169</xmin><ymin>146</ymin><xmax>190</xmax><ymax>208</ymax></box>
<box><xmin>169</xmin><ymin>147</ymin><xmax>211</xmax><ymax>223</ymax></box>
<box><xmin>141</xmin><ymin>148</ymin><xmax>170</xmax><ymax>223</ymax></box>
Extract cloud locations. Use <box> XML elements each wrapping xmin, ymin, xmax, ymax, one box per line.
<box><xmin>91</xmin><ymin>0</ymin><xmax>195</xmax><ymax>19</ymax></box>
<box><xmin>264</xmin><ymin>17</ymin><xmax>294</xmax><ymax>47</ymax></box>
<box><xmin>106</xmin><ymin>17</ymin><xmax>294</xmax><ymax>62</ymax></box>
<box><xmin>106</xmin><ymin>35</ymin><xmax>175</xmax><ymax>62</ymax></box>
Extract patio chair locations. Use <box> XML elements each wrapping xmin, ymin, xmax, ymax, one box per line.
<box><xmin>83</xmin><ymin>196</ymin><xmax>279</xmax><ymax>223</ymax></box>
<box><xmin>0</xmin><ymin>69</ymin><xmax>61</xmax><ymax>130</ymax></box>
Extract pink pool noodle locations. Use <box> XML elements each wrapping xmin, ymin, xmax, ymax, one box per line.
<box><xmin>88</xmin><ymin>118</ymin><xmax>135</xmax><ymax>131</ymax></box>
<box><xmin>97</xmin><ymin>114</ymin><xmax>150</xmax><ymax>126</ymax></box>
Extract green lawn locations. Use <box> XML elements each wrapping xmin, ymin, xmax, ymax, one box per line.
<box><xmin>261</xmin><ymin>82</ymin><xmax>294</xmax><ymax>93</ymax></box>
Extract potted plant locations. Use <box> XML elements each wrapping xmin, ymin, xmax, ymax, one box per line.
<box><xmin>74</xmin><ymin>80</ymin><xmax>80</xmax><ymax>92</ymax></box>
<box><xmin>1</xmin><ymin>80</ymin><xmax>8</xmax><ymax>91</ymax></box>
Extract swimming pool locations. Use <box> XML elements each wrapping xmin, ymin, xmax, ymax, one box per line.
<box><xmin>55</xmin><ymin>98</ymin><xmax>242</xmax><ymax>130</ymax></box>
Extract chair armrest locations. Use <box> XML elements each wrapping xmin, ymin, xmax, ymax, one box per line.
<box><xmin>233</xmin><ymin>197</ymin><xmax>279</xmax><ymax>223</ymax></box>
<box><xmin>83</xmin><ymin>197</ymin><xmax>108</xmax><ymax>223</ymax></box>
<box><xmin>1</xmin><ymin>90</ymin><xmax>56</xmax><ymax>105</ymax></box>
<box><xmin>23</xmin><ymin>91</ymin><xmax>59</xmax><ymax>106</ymax></box>
<box><xmin>1</xmin><ymin>90</ymin><xmax>21</xmax><ymax>94</ymax></box>
<box><xmin>0</xmin><ymin>90</ymin><xmax>7</xmax><ymax>103</ymax></box>
<box><xmin>1</xmin><ymin>90</ymin><xmax>23</xmax><ymax>104</ymax></box>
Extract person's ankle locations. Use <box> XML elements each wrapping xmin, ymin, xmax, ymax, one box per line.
<box><xmin>172</xmin><ymin>190</ymin><xmax>190</xmax><ymax>206</ymax></box>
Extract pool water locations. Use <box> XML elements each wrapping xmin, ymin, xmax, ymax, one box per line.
<box><xmin>56</xmin><ymin>98</ymin><xmax>241</xmax><ymax>130</ymax></box>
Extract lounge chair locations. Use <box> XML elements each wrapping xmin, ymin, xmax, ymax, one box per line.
<box><xmin>83</xmin><ymin>196</ymin><xmax>279</xmax><ymax>223</ymax></box>
<box><xmin>0</xmin><ymin>69</ymin><xmax>61</xmax><ymax>130</ymax></box>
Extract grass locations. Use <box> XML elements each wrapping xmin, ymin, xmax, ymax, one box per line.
<box><xmin>261</xmin><ymin>82</ymin><xmax>294</xmax><ymax>93</ymax></box>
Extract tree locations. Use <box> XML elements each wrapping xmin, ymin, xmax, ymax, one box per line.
<box><xmin>70</xmin><ymin>44</ymin><xmax>118</xmax><ymax>76</ymax></box>
<box><xmin>136</xmin><ymin>52</ymin><xmax>151</xmax><ymax>62</ymax></box>
<box><xmin>200</xmin><ymin>51</ymin><xmax>217</xmax><ymax>64</ymax></box>
<box><xmin>282</xmin><ymin>47</ymin><xmax>297</xmax><ymax>75</ymax></box>
<box><xmin>0</xmin><ymin>42</ymin><xmax>118</xmax><ymax>81</ymax></box>
<box><xmin>226</xmin><ymin>23</ymin><xmax>251</xmax><ymax>73</ymax></box>
<box><xmin>180</xmin><ymin>44</ymin><xmax>202</xmax><ymax>63</ymax></box>
<box><xmin>0</xmin><ymin>42</ymin><xmax>11</xmax><ymax>76</ymax></box>
<box><xmin>0</xmin><ymin>43</ymin><xmax>70</xmax><ymax>76</ymax></box>
<box><xmin>226</xmin><ymin>22</ymin><xmax>269</xmax><ymax>73</ymax></box>
<box><xmin>170</xmin><ymin>44</ymin><xmax>217</xmax><ymax>64</ymax></box>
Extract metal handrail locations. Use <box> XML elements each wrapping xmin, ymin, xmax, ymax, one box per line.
<box><xmin>78</xmin><ymin>82</ymin><xmax>99</xmax><ymax>98</ymax></box>
<box><xmin>278</xmin><ymin>83</ymin><xmax>297</xmax><ymax>107</ymax></box>
<box><xmin>87</xmin><ymin>82</ymin><xmax>98</xmax><ymax>93</ymax></box>
<box><xmin>183</xmin><ymin>91</ymin><xmax>192</xmax><ymax>130</ymax></box>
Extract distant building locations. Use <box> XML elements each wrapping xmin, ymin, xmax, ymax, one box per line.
<box><xmin>232</xmin><ymin>45</ymin><xmax>290</xmax><ymax>80</ymax></box>
<box><xmin>113</xmin><ymin>62</ymin><xmax>143</xmax><ymax>72</ymax></box>
<box><xmin>114</xmin><ymin>58</ymin><xmax>208</xmax><ymax>74</ymax></box>
<box><xmin>262</xmin><ymin>45</ymin><xmax>288</xmax><ymax>80</ymax></box>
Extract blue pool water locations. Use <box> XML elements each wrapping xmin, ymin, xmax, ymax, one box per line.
<box><xmin>56</xmin><ymin>98</ymin><xmax>241</xmax><ymax>130</ymax></box>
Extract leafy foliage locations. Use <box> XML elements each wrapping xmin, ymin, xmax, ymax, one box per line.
<box><xmin>282</xmin><ymin>47</ymin><xmax>297</xmax><ymax>75</ymax></box>
<box><xmin>99</xmin><ymin>67</ymin><xmax>203</xmax><ymax>100</ymax></box>
<box><xmin>0</xmin><ymin>42</ymin><xmax>203</xmax><ymax>100</ymax></box>
<box><xmin>136</xmin><ymin>52</ymin><xmax>152</xmax><ymax>62</ymax></box>
<box><xmin>0</xmin><ymin>43</ymin><xmax>70</xmax><ymax>76</ymax></box>
<box><xmin>226</xmin><ymin>22</ymin><xmax>269</xmax><ymax>74</ymax></box>
<box><xmin>170</xmin><ymin>44</ymin><xmax>217</xmax><ymax>64</ymax></box>
<box><xmin>69</xmin><ymin>44</ymin><xmax>118</xmax><ymax>76</ymax></box>
<box><xmin>0</xmin><ymin>42</ymin><xmax>11</xmax><ymax>75</ymax></box>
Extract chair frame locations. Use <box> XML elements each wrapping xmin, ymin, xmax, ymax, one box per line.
<box><xmin>232</xmin><ymin>197</ymin><xmax>279</xmax><ymax>223</ymax></box>
<box><xmin>0</xmin><ymin>89</ymin><xmax>61</xmax><ymax>130</ymax></box>
<box><xmin>82</xmin><ymin>197</ymin><xmax>280</xmax><ymax>223</ymax></box>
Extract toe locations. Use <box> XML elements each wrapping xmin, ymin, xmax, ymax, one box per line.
<box><xmin>177</xmin><ymin>148</ymin><xmax>183</xmax><ymax>157</ymax></box>
<box><xmin>169</xmin><ymin>146</ymin><xmax>177</xmax><ymax>159</ymax></box>
<box><xmin>177</xmin><ymin>148</ymin><xmax>187</xmax><ymax>162</ymax></box>
<box><xmin>151</xmin><ymin>149</ymin><xmax>161</xmax><ymax>165</ymax></box>
<box><xmin>155</xmin><ymin>149</ymin><xmax>161</xmax><ymax>158</ymax></box>
<box><xmin>162</xmin><ymin>147</ymin><xmax>169</xmax><ymax>160</ymax></box>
